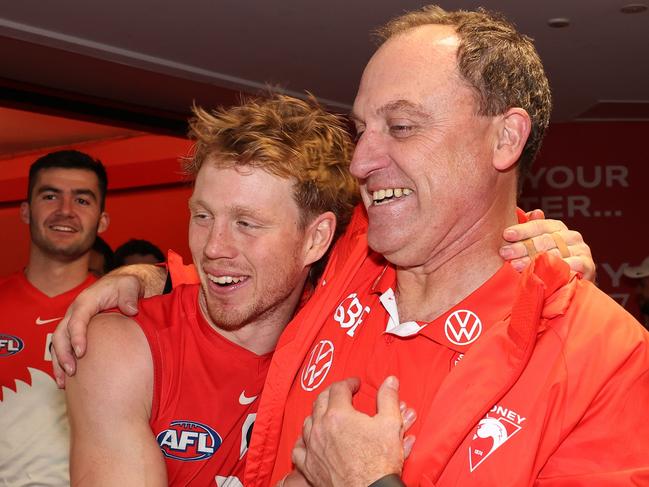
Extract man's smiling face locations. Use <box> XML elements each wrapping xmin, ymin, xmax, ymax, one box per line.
<box><xmin>188</xmin><ymin>161</ymin><xmax>314</xmax><ymax>333</ymax></box>
<box><xmin>23</xmin><ymin>168</ymin><xmax>107</xmax><ymax>261</ymax></box>
<box><xmin>350</xmin><ymin>25</ymin><xmax>504</xmax><ymax>268</ymax></box>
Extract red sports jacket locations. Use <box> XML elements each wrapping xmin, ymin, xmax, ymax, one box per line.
<box><xmin>244</xmin><ymin>207</ymin><xmax>649</xmax><ymax>486</ymax></box>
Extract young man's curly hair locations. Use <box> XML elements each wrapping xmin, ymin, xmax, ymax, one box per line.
<box><xmin>186</xmin><ymin>93</ymin><xmax>360</xmax><ymax>283</ymax></box>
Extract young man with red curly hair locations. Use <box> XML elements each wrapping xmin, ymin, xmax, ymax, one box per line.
<box><xmin>65</xmin><ymin>95</ymin><xmax>358</xmax><ymax>486</ymax></box>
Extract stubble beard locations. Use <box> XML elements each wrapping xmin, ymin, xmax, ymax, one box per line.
<box><xmin>199</xmin><ymin>260</ymin><xmax>306</xmax><ymax>334</ymax></box>
<box><xmin>30</xmin><ymin>219</ymin><xmax>97</xmax><ymax>262</ymax></box>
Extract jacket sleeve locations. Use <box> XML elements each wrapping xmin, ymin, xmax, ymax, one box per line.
<box><xmin>166</xmin><ymin>250</ymin><xmax>199</xmax><ymax>287</ymax></box>
<box><xmin>535</xmin><ymin>324</ymin><xmax>649</xmax><ymax>486</ymax></box>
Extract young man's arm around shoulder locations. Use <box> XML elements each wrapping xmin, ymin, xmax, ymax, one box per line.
<box><xmin>65</xmin><ymin>312</ymin><xmax>166</xmax><ymax>486</ymax></box>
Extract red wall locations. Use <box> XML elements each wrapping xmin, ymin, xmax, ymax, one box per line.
<box><xmin>0</xmin><ymin>185</ymin><xmax>193</xmax><ymax>277</ymax></box>
<box><xmin>0</xmin><ymin>134</ymin><xmax>194</xmax><ymax>277</ymax></box>
<box><xmin>520</xmin><ymin>122</ymin><xmax>649</xmax><ymax>322</ymax></box>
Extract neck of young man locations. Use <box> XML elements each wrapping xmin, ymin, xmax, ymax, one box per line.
<box><xmin>394</xmin><ymin>206</ymin><xmax>518</xmax><ymax>324</ymax></box>
<box><xmin>24</xmin><ymin>244</ymin><xmax>91</xmax><ymax>297</ymax></box>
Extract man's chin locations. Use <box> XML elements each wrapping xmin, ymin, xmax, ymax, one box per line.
<box><xmin>368</xmin><ymin>233</ymin><xmax>419</xmax><ymax>267</ymax></box>
<box><xmin>208</xmin><ymin>315</ymin><xmax>250</xmax><ymax>333</ymax></box>
<box><xmin>202</xmin><ymin>301</ymin><xmax>251</xmax><ymax>332</ymax></box>
<box><xmin>367</xmin><ymin>229</ymin><xmax>400</xmax><ymax>255</ymax></box>
<box><xmin>42</xmin><ymin>243</ymin><xmax>89</xmax><ymax>262</ymax></box>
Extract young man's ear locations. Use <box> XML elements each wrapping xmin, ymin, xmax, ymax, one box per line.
<box><xmin>303</xmin><ymin>211</ymin><xmax>336</xmax><ymax>266</ymax></box>
<box><xmin>97</xmin><ymin>212</ymin><xmax>110</xmax><ymax>234</ymax></box>
<box><xmin>20</xmin><ymin>202</ymin><xmax>30</xmax><ymax>225</ymax></box>
<box><xmin>493</xmin><ymin>107</ymin><xmax>531</xmax><ymax>171</ymax></box>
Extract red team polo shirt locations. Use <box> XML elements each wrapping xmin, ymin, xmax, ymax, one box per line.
<box><xmin>280</xmin><ymin>259</ymin><xmax>521</xmax><ymax>443</ymax></box>
<box><xmin>0</xmin><ymin>272</ymin><xmax>96</xmax><ymax>486</ymax></box>
<box><xmin>134</xmin><ymin>284</ymin><xmax>271</xmax><ymax>486</ymax></box>
<box><xmin>267</xmin><ymin>254</ymin><xmax>522</xmax><ymax>483</ymax></box>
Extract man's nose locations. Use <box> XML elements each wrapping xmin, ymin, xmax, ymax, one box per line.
<box><xmin>56</xmin><ymin>195</ymin><xmax>74</xmax><ymax>215</ymax></box>
<box><xmin>350</xmin><ymin>130</ymin><xmax>390</xmax><ymax>180</ymax></box>
<box><xmin>204</xmin><ymin>223</ymin><xmax>238</xmax><ymax>260</ymax></box>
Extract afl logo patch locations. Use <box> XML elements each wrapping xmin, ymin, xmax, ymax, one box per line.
<box><xmin>156</xmin><ymin>420</ymin><xmax>222</xmax><ymax>461</ymax></box>
<box><xmin>444</xmin><ymin>310</ymin><xmax>482</xmax><ymax>346</ymax></box>
<box><xmin>0</xmin><ymin>334</ymin><xmax>24</xmax><ymax>357</ymax></box>
<box><xmin>301</xmin><ymin>340</ymin><xmax>335</xmax><ymax>392</ymax></box>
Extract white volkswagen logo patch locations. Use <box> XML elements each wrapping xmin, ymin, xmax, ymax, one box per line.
<box><xmin>444</xmin><ymin>309</ymin><xmax>482</xmax><ymax>346</ymax></box>
<box><xmin>301</xmin><ymin>340</ymin><xmax>335</xmax><ymax>391</ymax></box>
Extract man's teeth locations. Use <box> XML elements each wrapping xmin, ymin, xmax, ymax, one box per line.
<box><xmin>50</xmin><ymin>225</ymin><xmax>75</xmax><ymax>232</ymax></box>
<box><xmin>372</xmin><ymin>188</ymin><xmax>412</xmax><ymax>204</ymax></box>
<box><xmin>207</xmin><ymin>275</ymin><xmax>244</xmax><ymax>285</ymax></box>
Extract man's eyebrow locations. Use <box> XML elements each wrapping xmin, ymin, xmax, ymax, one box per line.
<box><xmin>349</xmin><ymin>100</ymin><xmax>428</xmax><ymax>123</ymax></box>
<box><xmin>37</xmin><ymin>186</ymin><xmax>98</xmax><ymax>201</ymax></box>
<box><xmin>72</xmin><ymin>189</ymin><xmax>98</xmax><ymax>201</ymax></box>
<box><xmin>378</xmin><ymin>100</ymin><xmax>428</xmax><ymax>117</ymax></box>
<box><xmin>231</xmin><ymin>205</ymin><xmax>267</xmax><ymax>220</ymax></box>
<box><xmin>188</xmin><ymin>200</ymin><xmax>266</xmax><ymax>219</ymax></box>
<box><xmin>36</xmin><ymin>186</ymin><xmax>62</xmax><ymax>194</ymax></box>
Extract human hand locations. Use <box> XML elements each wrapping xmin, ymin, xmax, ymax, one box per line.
<box><xmin>292</xmin><ymin>376</ymin><xmax>415</xmax><ymax>487</ymax></box>
<box><xmin>51</xmin><ymin>274</ymin><xmax>142</xmax><ymax>387</ymax></box>
<box><xmin>277</xmin><ymin>470</ymin><xmax>311</xmax><ymax>487</ymax></box>
<box><xmin>500</xmin><ymin>209</ymin><xmax>596</xmax><ymax>282</ymax></box>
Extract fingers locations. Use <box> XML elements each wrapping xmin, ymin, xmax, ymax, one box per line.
<box><xmin>518</xmin><ymin>232</ymin><xmax>570</xmax><ymax>260</ymax></box>
<box><xmin>501</xmin><ymin>213</ymin><xmax>596</xmax><ymax>280</ymax></box>
<box><xmin>550</xmin><ymin>233</ymin><xmax>570</xmax><ymax>258</ymax></box>
<box><xmin>403</xmin><ymin>435</ymin><xmax>416</xmax><ymax>459</ymax></box>
<box><xmin>50</xmin><ymin>274</ymin><xmax>146</xmax><ymax>385</ymax></box>
<box><xmin>325</xmin><ymin>377</ymin><xmax>360</xmax><ymax>410</ymax></box>
<box><xmin>65</xmin><ymin>298</ymin><xmax>100</xmax><ymax>361</ymax></box>
<box><xmin>501</xmin><ymin>229</ymin><xmax>579</xmax><ymax>261</ymax></box>
<box><xmin>52</xmin><ymin>313</ymin><xmax>78</xmax><ymax>380</ymax></box>
<box><xmin>525</xmin><ymin>208</ymin><xmax>545</xmax><ymax>220</ymax></box>
<box><xmin>501</xmin><ymin>227</ymin><xmax>594</xmax><ymax>278</ymax></box>
<box><xmin>291</xmin><ymin>436</ymin><xmax>307</xmax><ymax>474</ymax></box>
<box><xmin>502</xmin><ymin>217</ymin><xmax>567</xmax><ymax>243</ymax></box>
<box><xmin>564</xmin><ymin>255</ymin><xmax>596</xmax><ymax>282</ymax></box>
<box><xmin>302</xmin><ymin>415</ymin><xmax>313</xmax><ymax>444</ymax></box>
<box><xmin>112</xmin><ymin>276</ymin><xmax>141</xmax><ymax>316</ymax></box>
<box><xmin>522</xmin><ymin>238</ymin><xmax>538</xmax><ymax>259</ymax></box>
<box><xmin>376</xmin><ymin>376</ymin><xmax>401</xmax><ymax>419</ymax></box>
<box><xmin>65</xmin><ymin>275</ymin><xmax>142</xmax><ymax>363</ymax></box>
<box><xmin>50</xmin><ymin>329</ymin><xmax>69</xmax><ymax>388</ymax></box>
<box><xmin>507</xmin><ymin>256</ymin><xmax>531</xmax><ymax>273</ymax></box>
<box><xmin>316</xmin><ymin>376</ymin><xmax>405</xmax><ymax>422</ymax></box>
<box><xmin>401</xmin><ymin>404</ymin><xmax>417</xmax><ymax>433</ymax></box>
<box><xmin>399</xmin><ymin>398</ymin><xmax>417</xmax><ymax>443</ymax></box>
<box><xmin>556</xmin><ymin>232</ymin><xmax>596</xmax><ymax>282</ymax></box>
<box><xmin>116</xmin><ymin>277</ymin><xmax>140</xmax><ymax>316</ymax></box>
<box><xmin>280</xmin><ymin>470</ymin><xmax>311</xmax><ymax>487</ymax></box>
<box><xmin>310</xmin><ymin>387</ymin><xmax>330</xmax><ymax>421</ymax></box>
<box><xmin>304</xmin><ymin>377</ymin><xmax>359</xmax><ymax>443</ymax></box>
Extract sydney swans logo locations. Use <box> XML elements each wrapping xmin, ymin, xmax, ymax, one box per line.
<box><xmin>468</xmin><ymin>405</ymin><xmax>526</xmax><ymax>472</ymax></box>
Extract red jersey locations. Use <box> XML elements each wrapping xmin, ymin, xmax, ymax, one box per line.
<box><xmin>245</xmin><ymin>207</ymin><xmax>649</xmax><ymax>486</ymax></box>
<box><xmin>0</xmin><ymin>271</ymin><xmax>96</xmax><ymax>486</ymax></box>
<box><xmin>135</xmin><ymin>284</ymin><xmax>272</xmax><ymax>486</ymax></box>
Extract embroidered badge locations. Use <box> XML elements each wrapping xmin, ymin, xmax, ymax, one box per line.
<box><xmin>300</xmin><ymin>340</ymin><xmax>335</xmax><ymax>391</ymax></box>
<box><xmin>468</xmin><ymin>405</ymin><xmax>526</xmax><ymax>472</ymax></box>
<box><xmin>445</xmin><ymin>309</ymin><xmax>482</xmax><ymax>346</ymax></box>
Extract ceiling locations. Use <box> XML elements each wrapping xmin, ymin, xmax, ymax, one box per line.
<box><xmin>1</xmin><ymin>0</ymin><xmax>648</xmax><ymax>159</ymax></box>
<box><xmin>0</xmin><ymin>106</ymin><xmax>141</xmax><ymax>159</ymax></box>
